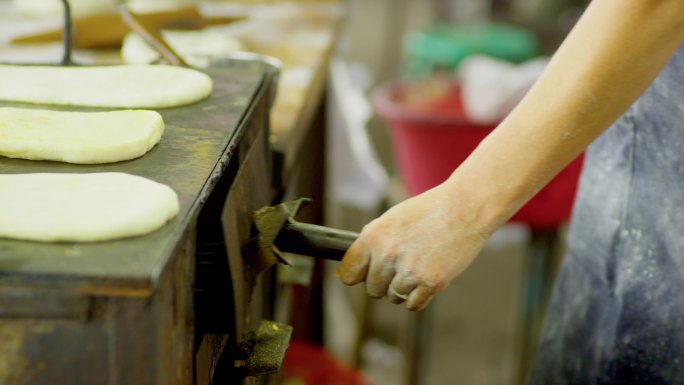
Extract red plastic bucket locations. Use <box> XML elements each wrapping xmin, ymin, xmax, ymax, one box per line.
<box><xmin>283</xmin><ymin>340</ymin><xmax>373</xmax><ymax>385</ymax></box>
<box><xmin>372</xmin><ymin>79</ymin><xmax>583</xmax><ymax>230</ymax></box>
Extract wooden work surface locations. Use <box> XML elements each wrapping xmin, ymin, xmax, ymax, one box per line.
<box><xmin>190</xmin><ymin>3</ymin><xmax>344</xmax><ymax>182</ymax></box>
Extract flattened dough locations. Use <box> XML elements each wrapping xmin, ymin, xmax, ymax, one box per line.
<box><xmin>0</xmin><ymin>65</ymin><xmax>212</xmax><ymax>108</ymax></box>
<box><xmin>13</xmin><ymin>0</ymin><xmax>118</xmax><ymax>17</ymax></box>
<box><xmin>0</xmin><ymin>107</ymin><xmax>164</xmax><ymax>164</ymax></box>
<box><xmin>121</xmin><ymin>29</ymin><xmax>244</xmax><ymax>65</ymax></box>
<box><xmin>0</xmin><ymin>173</ymin><xmax>179</xmax><ymax>242</ymax></box>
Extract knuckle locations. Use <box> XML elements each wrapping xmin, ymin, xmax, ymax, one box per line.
<box><xmin>421</xmin><ymin>275</ymin><xmax>447</xmax><ymax>294</ymax></box>
<box><xmin>366</xmin><ymin>281</ymin><xmax>388</xmax><ymax>299</ymax></box>
<box><xmin>377</xmin><ymin>251</ymin><xmax>397</xmax><ymax>265</ymax></box>
<box><xmin>361</xmin><ymin>219</ymin><xmax>381</xmax><ymax>234</ymax></box>
<box><xmin>385</xmin><ymin>254</ymin><xmax>402</xmax><ymax>266</ymax></box>
<box><xmin>340</xmin><ymin>272</ymin><xmax>361</xmax><ymax>286</ymax></box>
<box><xmin>423</xmin><ymin>282</ymin><xmax>439</xmax><ymax>295</ymax></box>
<box><xmin>395</xmin><ymin>270</ymin><xmax>417</xmax><ymax>287</ymax></box>
<box><xmin>369</xmin><ymin>253</ymin><xmax>398</xmax><ymax>274</ymax></box>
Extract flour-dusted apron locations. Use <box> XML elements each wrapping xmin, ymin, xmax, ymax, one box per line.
<box><xmin>529</xmin><ymin>46</ymin><xmax>684</xmax><ymax>384</ymax></box>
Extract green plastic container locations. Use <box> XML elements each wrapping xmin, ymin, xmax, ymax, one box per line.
<box><xmin>404</xmin><ymin>23</ymin><xmax>538</xmax><ymax>76</ymax></box>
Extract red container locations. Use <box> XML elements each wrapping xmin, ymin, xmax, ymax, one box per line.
<box><xmin>372</xmin><ymin>79</ymin><xmax>583</xmax><ymax>230</ymax></box>
<box><xmin>283</xmin><ymin>340</ymin><xmax>373</xmax><ymax>385</ymax></box>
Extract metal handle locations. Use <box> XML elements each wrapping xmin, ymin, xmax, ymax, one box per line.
<box><xmin>275</xmin><ymin>221</ymin><xmax>359</xmax><ymax>261</ymax></box>
<box><xmin>120</xmin><ymin>6</ymin><xmax>189</xmax><ymax>67</ymax></box>
<box><xmin>59</xmin><ymin>0</ymin><xmax>73</xmax><ymax>65</ymax></box>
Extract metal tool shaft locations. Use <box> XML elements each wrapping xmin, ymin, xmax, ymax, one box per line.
<box><xmin>120</xmin><ymin>6</ymin><xmax>189</xmax><ymax>67</ymax></box>
<box><xmin>59</xmin><ymin>0</ymin><xmax>73</xmax><ymax>65</ymax></box>
<box><xmin>276</xmin><ymin>221</ymin><xmax>358</xmax><ymax>261</ymax></box>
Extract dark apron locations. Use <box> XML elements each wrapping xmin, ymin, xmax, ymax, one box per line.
<box><xmin>529</xmin><ymin>46</ymin><xmax>684</xmax><ymax>384</ymax></box>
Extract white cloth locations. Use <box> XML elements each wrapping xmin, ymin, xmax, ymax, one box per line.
<box><xmin>459</xmin><ymin>55</ymin><xmax>548</xmax><ymax>123</ymax></box>
<box><xmin>326</xmin><ymin>59</ymin><xmax>388</xmax><ymax>210</ymax></box>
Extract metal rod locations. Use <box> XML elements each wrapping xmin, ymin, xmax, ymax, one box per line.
<box><xmin>119</xmin><ymin>6</ymin><xmax>189</xmax><ymax>67</ymax></box>
<box><xmin>515</xmin><ymin>229</ymin><xmax>559</xmax><ymax>385</ymax></box>
<box><xmin>275</xmin><ymin>221</ymin><xmax>358</xmax><ymax>261</ymax></box>
<box><xmin>59</xmin><ymin>0</ymin><xmax>73</xmax><ymax>65</ymax></box>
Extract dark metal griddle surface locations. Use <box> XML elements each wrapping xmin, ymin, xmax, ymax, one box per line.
<box><xmin>0</xmin><ymin>63</ymin><xmax>267</xmax><ymax>290</ymax></box>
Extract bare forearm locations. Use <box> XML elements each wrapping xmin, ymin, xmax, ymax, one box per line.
<box><xmin>446</xmin><ymin>0</ymin><xmax>684</xmax><ymax>232</ymax></box>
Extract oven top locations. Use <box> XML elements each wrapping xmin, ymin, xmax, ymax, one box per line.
<box><xmin>0</xmin><ymin>59</ymin><xmax>274</xmax><ymax>289</ymax></box>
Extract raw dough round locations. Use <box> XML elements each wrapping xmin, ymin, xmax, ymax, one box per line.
<box><xmin>0</xmin><ymin>64</ymin><xmax>213</xmax><ymax>108</ymax></box>
<box><xmin>121</xmin><ymin>29</ymin><xmax>244</xmax><ymax>66</ymax></box>
<box><xmin>12</xmin><ymin>0</ymin><xmax>118</xmax><ymax>17</ymax></box>
<box><xmin>0</xmin><ymin>173</ymin><xmax>180</xmax><ymax>242</ymax></box>
<box><xmin>0</xmin><ymin>107</ymin><xmax>165</xmax><ymax>164</ymax></box>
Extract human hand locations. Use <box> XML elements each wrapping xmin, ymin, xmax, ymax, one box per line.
<box><xmin>337</xmin><ymin>183</ymin><xmax>495</xmax><ymax>311</ymax></box>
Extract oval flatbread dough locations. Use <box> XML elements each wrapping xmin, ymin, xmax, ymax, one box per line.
<box><xmin>13</xmin><ymin>0</ymin><xmax>117</xmax><ymax>17</ymax></box>
<box><xmin>0</xmin><ymin>107</ymin><xmax>164</xmax><ymax>164</ymax></box>
<box><xmin>0</xmin><ymin>64</ymin><xmax>212</xmax><ymax>108</ymax></box>
<box><xmin>121</xmin><ymin>29</ymin><xmax>244</xmax><ymax>65</ymax></box>
<box><xmin>0</xmin><ymin>173</ymin><xmax>179</xmax><ymax>242</ymax></box>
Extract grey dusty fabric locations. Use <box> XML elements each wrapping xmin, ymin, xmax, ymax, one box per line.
<box><xmin>529</xmin><ymin>46</ymin><xmax>684</xmax><ymax>384</ymax></box>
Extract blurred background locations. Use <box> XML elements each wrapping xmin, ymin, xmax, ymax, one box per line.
<box><xmin>0</xmin><ymin>0</ymin><xmax>590</xmax><ymax>384</ymax></box>
<box><xmin>326</xmin><ymin>1</ymin><xmax>587</xmax><ymax>385</ymax></box>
